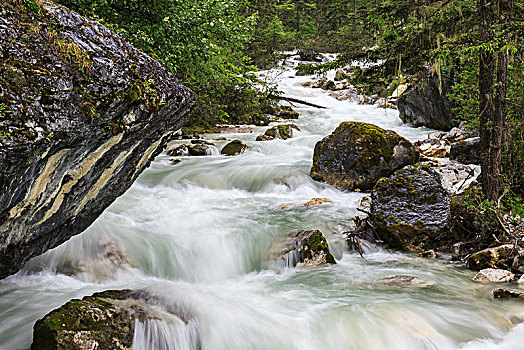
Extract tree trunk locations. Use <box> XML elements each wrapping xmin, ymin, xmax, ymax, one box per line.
<box><xmin>478</xmin><ymin>0</ymin><xmax>507</xmax><ymax>203</ymax></box>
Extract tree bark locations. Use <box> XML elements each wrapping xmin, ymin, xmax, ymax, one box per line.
<box><xmin>478</xmin><ymin>0</ymin><xmax>507</xmax><ymax>203</ymax></box>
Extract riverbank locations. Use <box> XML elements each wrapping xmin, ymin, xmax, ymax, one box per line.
<box><xmin>2</xmin><ymin>62</ymin><xmax>524</xmax><ymax>349</ymax></box>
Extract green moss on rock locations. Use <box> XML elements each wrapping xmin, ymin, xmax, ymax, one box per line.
<box><xmin>371</xmin><ymin>165</ymin><xmax>451</xmax><ymax>251</ymax></box>
<box><xmin>311</xmin><ymin>122</ymin><xmax>419</xmax><ymax>191</ymax></box>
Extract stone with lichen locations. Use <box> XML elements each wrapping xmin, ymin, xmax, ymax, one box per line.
<box><xmin>370</xmin><ymin>165</ymin><xmax>451</xmax><ymax>250</ymax></box>
<box><xmin>311</xmin><ymin>122</ymin><xmax>418</xmax><ymax>191</ymax></box>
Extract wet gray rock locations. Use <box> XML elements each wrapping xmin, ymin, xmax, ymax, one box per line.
<box><xmin>493</xmin><ymin>288</ymin><xmax>524</xmax><ymax>299</ymax></box>
<box><xmin>427</xmin><ymin>161</ymin><xmax>479</xmax><ymax>194</ymax></box>
<box><xmin>415</xmin><ymin>139</ymin><xmax>447</xmax><ymax>158</ymax></box>
<box><xmin>31</xmin><ymin>290</ymin><xmax>199</xmax><ymax>349</ymax></box>
<box><xmin>468</xmin><ymin>244</ymin><xmax>524</xmax><ymax>272</ymax></box>
<box><xmin>329</xmin><ymin>88</ymin><xmax>361</xmax><ymax>102</ymax></box>
<box><xmin>377</xmin><ymin>275</ymin><xmax>434</xmax><ymax>288</ymax></box>
<box><xmin>311</xmin><ymin>122</ymin><xmax>419</xmax><ymax>191</ymax></box>
<box><xmin>322</xmin><ymin>80</ymin><xmax>336</xmax><ymax>91</ymax></box>
<box><xmin>397</xmin><ymin>73</ymin><xmax>456</xmax><ymax>130</ymax></box>
<box><xmin>0</xmin><ymin>2</ymin><xmax>194</xmax><ymax>278</ymax></box>
<box><xmin>473</xmin><ymin>268</ymin><xmax>515</xmax><ymax>283</ymax></box>
<box><xmin>273</xmin><ymin>230</ymin><xmax>336</xmax><ymax>267</ymax></box>
<box><xmin>284</xmin><ymin>230</ymin><xmax>336</xmax><ymax>267</ymax></box>
<box><xmin>256</xmin><ymin>124</ymin><xmax>300</xmax><ymax>141</ymax></box>
<box><xmin>221</xmin><ymin>140</ymin><xmax>248</xmax><ymax>156</ymax></box>
<box><xmin>371</xmin><ymin>165</ymin><xmax>451</xmax><ymax>250</ymax></box>
<box><xmin>450</xmin><ymin>137</ymin><xmax>481</xmax><ymax>165</ymax></box>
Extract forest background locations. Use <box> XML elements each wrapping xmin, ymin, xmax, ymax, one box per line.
<box><xmin>51</xmin><ymin>0</ymin><xmax>523</xmax><ymax>216</ymax></box>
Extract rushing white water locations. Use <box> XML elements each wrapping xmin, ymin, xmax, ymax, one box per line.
<box><xmin>1</xmin><ymin>64</ymin><xmax>524</xmax><ymax>350</ymax></box>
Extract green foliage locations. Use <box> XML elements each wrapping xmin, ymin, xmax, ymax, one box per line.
<box><xmin>57</xmin><ymin>0</ymin><xmax>266</xmax><ymax>127</ymax></box>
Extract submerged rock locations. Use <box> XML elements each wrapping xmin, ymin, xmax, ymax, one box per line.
<box><xmin>303</xmin><ymin>198</ymin><xmax>332</xmax><ymax>207</ymax></box>
<box><xmin>397</xmin><ymin>73</ymin><xmax>456</xmax><ymax>130</ymax></box>
<box><xmin>473</xmin><ymin>268</ymin><xmax>515</xmax><ymax>283</ymax></box>
<box><xmin>0</xmin><ymin>2</ymin><xmax>194</xmax><ymax>278</ymax></box>
<box><xmin>214</xmin><ymin>125</ymin><xmax>254</xmax><ymax>133</ymax></box>
<box><xmin>311</xmin><ymin>122</ymin><xmax>418</xmax><ymax>191</ymax></box>
<box><xmin>221</xmin><ymin>140</ymin><xmax>248</xmax><ymax>156</ymax></box>
<box><xmin>493</xmin><ymin>288</ymin><xmax>524</xmax><ymax>299</ymax></box>
<box><xmin>281</xmin><ymin>230</ymin><xmax>336</xmax><ymax>267</ymax></box>
<box><xmin>377</xmin><ymin>275</ymin><xmax>434</xmax><ymax>288</ymax></box>
<box><xmin>371</xmin><ymin>165</ymin><xmax>451</xmax><ymax>250</ymax></box>
<box><xmin>329</xmin><ymin>88</ymin><xmax>361</xmax><ymax>102</ymax></box>
<box><xmin>280</xmin><ymin>198</ymin><xmax>332</xmax><ymax>210</ymax></box>
<box><xmin>53</xmin><ymin>236</ymin><xmax>132</xmax><ymax>283</ymax></box>
<box><xmin>31</xmin><ymin>290</ymin><xmax>199</xmax><ymax>350</ymax></box>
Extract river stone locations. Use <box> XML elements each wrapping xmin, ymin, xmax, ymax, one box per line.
<box><xmin>0</xmin><ymin>2</ymin><xmax>194</xmax><ymax>279</ymax></box>
<box><xmin>167</xmin><ymin>144</ymin><xmax>189</xmax><ymax>156</ymax></box>
<box><xmin>52</xmin><ymin>237</ymin><xmax>132</xmax><ymax>283</ymax></box>
<box><xmin>473</xmin><ymin>268</ymin><xmax>515</xmax><ymax>283</ymax></box>
<box><xmin>450</xmin><ymin>137</ymin><xmax>481</xmax><ymax>165</ymax></box>
<box><xmin>467</xmin><ymin>244</ymin><xmax>520</xmax><ymax>271</ymax></box>
<box><xmin>279</xmin><ymin>107</ymin><xmax>299</xmax><ymax>120</ymax></box>
<box><xmin>334</xmin><ymin>70</ymin><xmax>346</xmax><ymax>81</ymax></box>
<box><xmin>371</xmin><ymin>165</ymin><xmax>451</xmax><ymax>250</ymax></box>
<box><xmin>257</xmin><ymin>124</ymin><xmax>300</xmax><ymax>141</ymax></box>
<box><xmin>322</xmin><ymin>80</ymin><xmax>336</xmax><ymax>91</ymax></box>
<box><xmin>31</xmin><ymin>290</ymin><xmax>196</xmax><ymax>349</ymax></box>
<box><xmin>221</xmin><ymin>140</ymin><xmax>248</xmax><ymax>156</ymax></box>
<box><xmin>330</xmin><ymin>88</ymin><xmax>361</xmax><ymax>102</ymax></box>
<box><xmin>311</xmin><ymin>78</ymin><xmax>326</xmax><ymax>89</ymax></box>
<box><xmin>415</xmin><ymin>139</ymin><xmax>447</xmax><ymax>158</ymax></box>
<box><xmin>311</xmin><ymin>122</ymin><xmax>419</xmax><ymax>191</ymax></box>
<box><xmin>282</xmin><ymin>230</ymin><xmax>336</xmax><ymax>267</ymax></box>
<box><xmin>378</xmin><ymin>275</ymin><xmax>434</xmax><ymax>288</ymax></box>
<box><xmin>493</xmin><ymin>288</ymin><xmax>524</xmax><ymax>299</ymax></box>
<box><xmin>397</xmin><ymin>73</ymin><xmax>456</xmax><ymax>130</ymax></box>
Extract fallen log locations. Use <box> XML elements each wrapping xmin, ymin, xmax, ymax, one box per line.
<box><xmin>270</xmin><ymin>94</ymin><xmax>328</xmax><ymax>109</ymax></box>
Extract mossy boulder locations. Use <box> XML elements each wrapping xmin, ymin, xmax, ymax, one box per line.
<box><xmin>311</xmin><ymin>122</ymin><xmax>418</xmax><ymax>191</ymax></box>
<box><xmin>256</xmin><ymin>124</ymin><xmax>300</xmax><ymax>141</ymax></box>
<box><xmin>467</xmin><ymin>244</ymin><xmax>524</xmax><ymax>271</ymax></box>
<box><xmin>221</xmin><ymin>139</ymin><xmax>247</xmax><ymax>156</ymax></box>
<box><xmin>279</xmin><ymin>109</ymin><xmax>299</xmax><ymax>120</ymax></box>
<box><xmin>0</xmin><ymin>1</ymin><xmax>194</xmax><ymax>278</ymax></box>
<box><xmin>282</xmin><ymin>229</ymin><xmax>336</xmax><ymax>267</ymax></box>
<box><xmin>370</xmin><ymin>165</ymin><xmax>451</xmax><ymax>251</ymax></box>
<box><xmin>31</xmin><ymin>289</ymin><xmax>196</xmax><ymax>349</ymax></box>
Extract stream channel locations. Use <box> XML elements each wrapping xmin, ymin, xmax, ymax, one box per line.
<box><xmin>1</xmin><ymin>62</ymin><xmax>524</xmax><ymax>349</ymax></box>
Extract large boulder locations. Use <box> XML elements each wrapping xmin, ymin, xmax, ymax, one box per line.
<box><xmin>274</xmin><ymin>229</ymin><xmax>336</xmax><ymax>267</ymax></box>
<box><xmin>397</xmin><ymin>73</ymin><xmax>456</xmax><ymax>130</ymax></box>
<box><xmin>31</xmin><ymin>290</ymin><xmax>198</xmax><ymax>349</ymax></box>
<box><xmin>371</xmin><ymin>165</ymin><xmax>451</xmax><ymax>250</ymax></box>
<box><xmin>450</xmin><ymin>137</ymin><xmax>481</xmax><ymax>165</ymax></box>
<box><xmin>0</xmin><ymin>2</ymin><xmax>195</xmax><ymax>278</ymax></box>
<box><xmin>221</xmin><ymin>140</ymin><xmax>247</xmax><ymax>156</ymax></box>
<box><xmin>311</xmin><ymin>122</ymin><xmax>419</xmax><ymax>191</ymax></box>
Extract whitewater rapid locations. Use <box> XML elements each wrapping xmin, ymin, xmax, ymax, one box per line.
<box><xmin>1</xmin><ymin>64</ymin><xmax>524</xmax><ymax>350</ymax></box>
